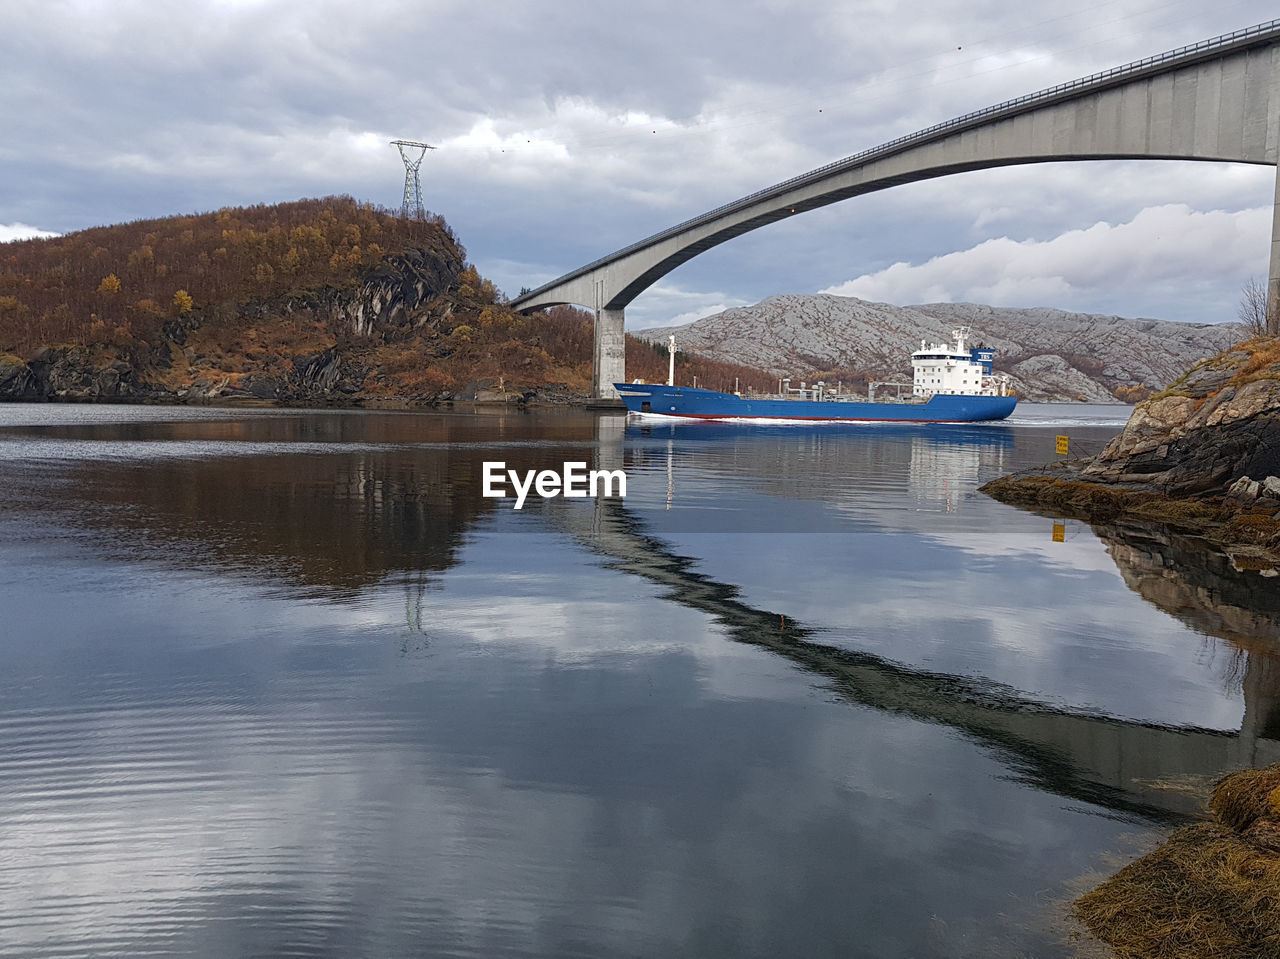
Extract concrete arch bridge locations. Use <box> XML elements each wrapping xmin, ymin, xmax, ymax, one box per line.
<box><xmin>511</xmin><ymin>19</ymin><xmax>1280</xmax><ymax>400</ymax></box>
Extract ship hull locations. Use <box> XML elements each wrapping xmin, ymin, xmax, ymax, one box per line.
<box><xmin>613</xmin><ymin>384</ymin><xmax>1017</xmax><ymax>423</ymax></box>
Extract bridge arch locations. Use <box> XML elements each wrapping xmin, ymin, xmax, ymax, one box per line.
<box><xmin>511</xmin><ymin>20</ymin><xmax>1280</xmax><ymax>399</ymax></box>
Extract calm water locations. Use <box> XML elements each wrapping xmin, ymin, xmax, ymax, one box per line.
<box><xmin>1</xmin><ymin>403</ymin><xmax>1278</xmax><ymax>958</ymax></box>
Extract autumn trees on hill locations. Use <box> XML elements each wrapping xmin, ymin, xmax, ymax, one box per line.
<box><xmin>0</xmin><ymin>196</ymin><xmax>449</xmax><ymax>356</ymax></box>
<box><xmin>0</xmin><ymin>196</ymin><xmax>777</xmax><ymax>401</ymax></box>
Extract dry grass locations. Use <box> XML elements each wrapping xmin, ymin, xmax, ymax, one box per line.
<box><xmin>1074</xmin><ymin>764</ymin><xmax>1280</xmax><ymax>959</ymax></box>
<box><xmin>1148</xmin><ymin>386</ymin><xmax>1194</xmax><ymax>401</ymax></box>
<box><xmin>1235</xmin><ymin>336</ymin><xmax>1280</xmax><ymax>381</ymax></box>
<box><xmin>1129</xmin><ymin>776</ymin><xmax>1220</xmax><ymax>802</ymax></box>
<box><xmin>1209</xmin><ymin>766</ymin><xmax>1280</xmax><ymax>833</ymax></box>
<box><xmin>1147</xmin><ymin>338</ymin><xmax>1280</xmax><ymax>406</ymax></box>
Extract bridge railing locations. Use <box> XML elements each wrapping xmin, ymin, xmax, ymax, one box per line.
<box><xmin>517</xmin><ymin>17</ymin><xmax>1280</xmax><ymax>305</ymax></box>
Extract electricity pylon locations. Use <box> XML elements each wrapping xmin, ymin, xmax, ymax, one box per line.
<box><xmin>390</xmin><ymin>139</ymin><xmax>435</xmax><ymax>219</ymax></box>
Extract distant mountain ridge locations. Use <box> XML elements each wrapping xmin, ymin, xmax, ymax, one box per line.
<box><xmin>634</xmin><ymin>294</ymin><xmax>1245</xmax><ymax>402</ymax></box>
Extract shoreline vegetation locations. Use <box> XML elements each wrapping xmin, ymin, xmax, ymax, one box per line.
<box><xmin>1072</xmin><ymin>764</ymin><xmax>1280</xmax><ymax>959</ymax></box>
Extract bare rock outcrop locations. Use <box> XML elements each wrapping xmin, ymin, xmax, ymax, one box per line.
<box><xmin>0</xmin><ymin>245</ymin><xmax>462</xmax><ymax>404</ymax></box>
<box><xmin>1080</xmin><ymin>345</ymin><xmax>1280</xmax><ymax>495</ymax></box>
<box><xmin>332</xmin><ymin>247</ymin><xmax>464</xmax><ymax>337</ymax></box>
<box><xmin>3</xmin><ymin>347</ymin><xmax>164</xmax><ymax>401</ymax></box>
<box><xmin>981</xmin><ymin>340</ymin><xmax>1280</xmax><ymax>566</ymax></box>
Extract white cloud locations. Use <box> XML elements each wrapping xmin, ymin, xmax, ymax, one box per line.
<box><xmin>822</xmin><ymin>203</ymin><xmax>1271</xmax><ymax>309</ymax></box>
<box><xmin>0</xmin><ymin>223</ymin><xmax>60</xmax><ymax>243</ymax></box>
<box><xmin>2</xmin><ymin>0</ymin><xmax>1277</xmax><ymax>322</ymax></box>
<box><xmin>665</xmin><ymin>304</ymin><xmax>736</xmax><ymax>327</ymax></box>
<box><xmin>626</xmin><ymin>281</ymin><xmax>752</xmax><ymax>330</ymax></box>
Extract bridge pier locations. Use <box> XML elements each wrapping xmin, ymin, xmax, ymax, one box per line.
<box><xmin>1270</xmin><ymin>162</ymin><xmax>1280</xmax><ymax>334</ymax></box>
<box><xmin>590</xmin><ymin>308</ymin><xmax>626</xmax><ymax>405</ymax></box>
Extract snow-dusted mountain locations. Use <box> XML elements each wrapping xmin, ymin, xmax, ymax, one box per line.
<box><xmin>633</xmin><ymin>294</ymin><xmax>1245</xmax><ymax>402</ymax></box>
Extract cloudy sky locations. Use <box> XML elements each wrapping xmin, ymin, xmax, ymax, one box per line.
<box><xmin>2</xmin><ymin>0</ymin><xmax>1277</xmax><ymax>329</ymax></box>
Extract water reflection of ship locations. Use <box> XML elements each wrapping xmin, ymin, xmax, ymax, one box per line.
<box><xmin>624</xmin><ymin>419</ymin><xmax>1014</xmax><ymax>513</ymax></box>
<box><xmin>907</xmin><ymin>433</ymin><xmax>1010</xmax><ymax>512</ymax></box>
<box><xmin>626</xmin><ymin>419</ymin><xmax>1015</xmax><ymax>447</ymax></box>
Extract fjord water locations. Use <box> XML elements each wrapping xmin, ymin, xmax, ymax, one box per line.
<box><xmin>1</xmin><ymin>405</ymin><xmax>1277</xmax><ymax>958</ymax></box>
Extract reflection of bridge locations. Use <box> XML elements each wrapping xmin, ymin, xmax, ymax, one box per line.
<box><xmin>513</xmin><ymin>21</ymin><xmax>1280</xmax><ymax>398</ymax></box>
<box><xmin>544</xmin><ymin>420</ymin><xmax>1280</xmax><ymax>822</ymax></box>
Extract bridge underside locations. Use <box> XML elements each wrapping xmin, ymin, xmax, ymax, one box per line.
<box><xmin>512</xmin><ymin>31</ymin><xmax>1280</xmax><ymax>399</ymax></box>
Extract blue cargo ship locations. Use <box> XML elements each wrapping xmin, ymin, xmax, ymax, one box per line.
<box><xmin>615</xmin><ymin>327</ymin><xmax>1017</xmax><ymax>423</ymax></box>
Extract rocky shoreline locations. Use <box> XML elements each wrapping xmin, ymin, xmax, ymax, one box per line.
<box><xmin>982</xmin><ymin>470</ymin><xmax>1280</xmax><ymax>571</ymax></box>
<box><xmin>0</xmin><ymin>346</ymin><xmax>587</xmax><ymax>408</ymax></box>
<box><xmin>981</xmin><ymin>337</ymin><xmax>1280</xmax><ymax>569</ymax></box>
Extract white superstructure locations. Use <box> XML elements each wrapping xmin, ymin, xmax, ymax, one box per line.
<box><xmin>911</xmin><ymin>327</ymin><xmax>1012</xmax><ymax>398</ymax></box>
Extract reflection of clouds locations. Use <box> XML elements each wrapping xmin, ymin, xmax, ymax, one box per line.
<box><xmin>0</xmin><ymin>532</ymin><xmax>662</xmax><ymax>953</ymax></box>
<box><xmin>0</xmin><ymin>703</ymin><xmax>613</xmax><ymax>955</ymax></box>
<box><xmin>1</xmin><ymin>523</ymin><xmax>1131</xmax><ymax>958</ymax></box>
<box><xmin>440</xmin><ymin>528</ymin><xmax>819</xmax><ymax>707</ymax></box>
<box><xmin>0</xmin><ymin>530</ymin><xmax>395</xmax><ymax>645</ymax></box>
<box><xmin>3</xmin><ymin>404</ymin><xmax>1264</xmax><ymax>955</ymax></box>
<box><xmin>0</xmin><ymin>686</ymin><xmax>1112</xmax><ymax>958</ymax></box>
<box><xmin>1</xmin><ymin>713</ymin><xmax>376</xmax><ymax>952</ymax></box>
<box><xmin>611</xmin><ymin>427</ymin><xmax>1247</xmax><ymax>729</ymax></box>
<box><xmin>650</xmin><ymin>519</ymin><xmax>1245</xmax><ymax>730</ymax></box>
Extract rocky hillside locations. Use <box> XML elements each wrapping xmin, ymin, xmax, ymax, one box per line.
<box><xmin>0</xmin><ymin>198</ymin><xmax>775</xmax><ymax>404</ymax></box>
<box><xmin>1076</xmin><ymin>340</ymin><xmax>1280</xmax><ymax>495</ymax></box>
<box><xmin>634</xmin><ymin>294</ymin><xmax>1244</xmax><ymax>402</ymax></box>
